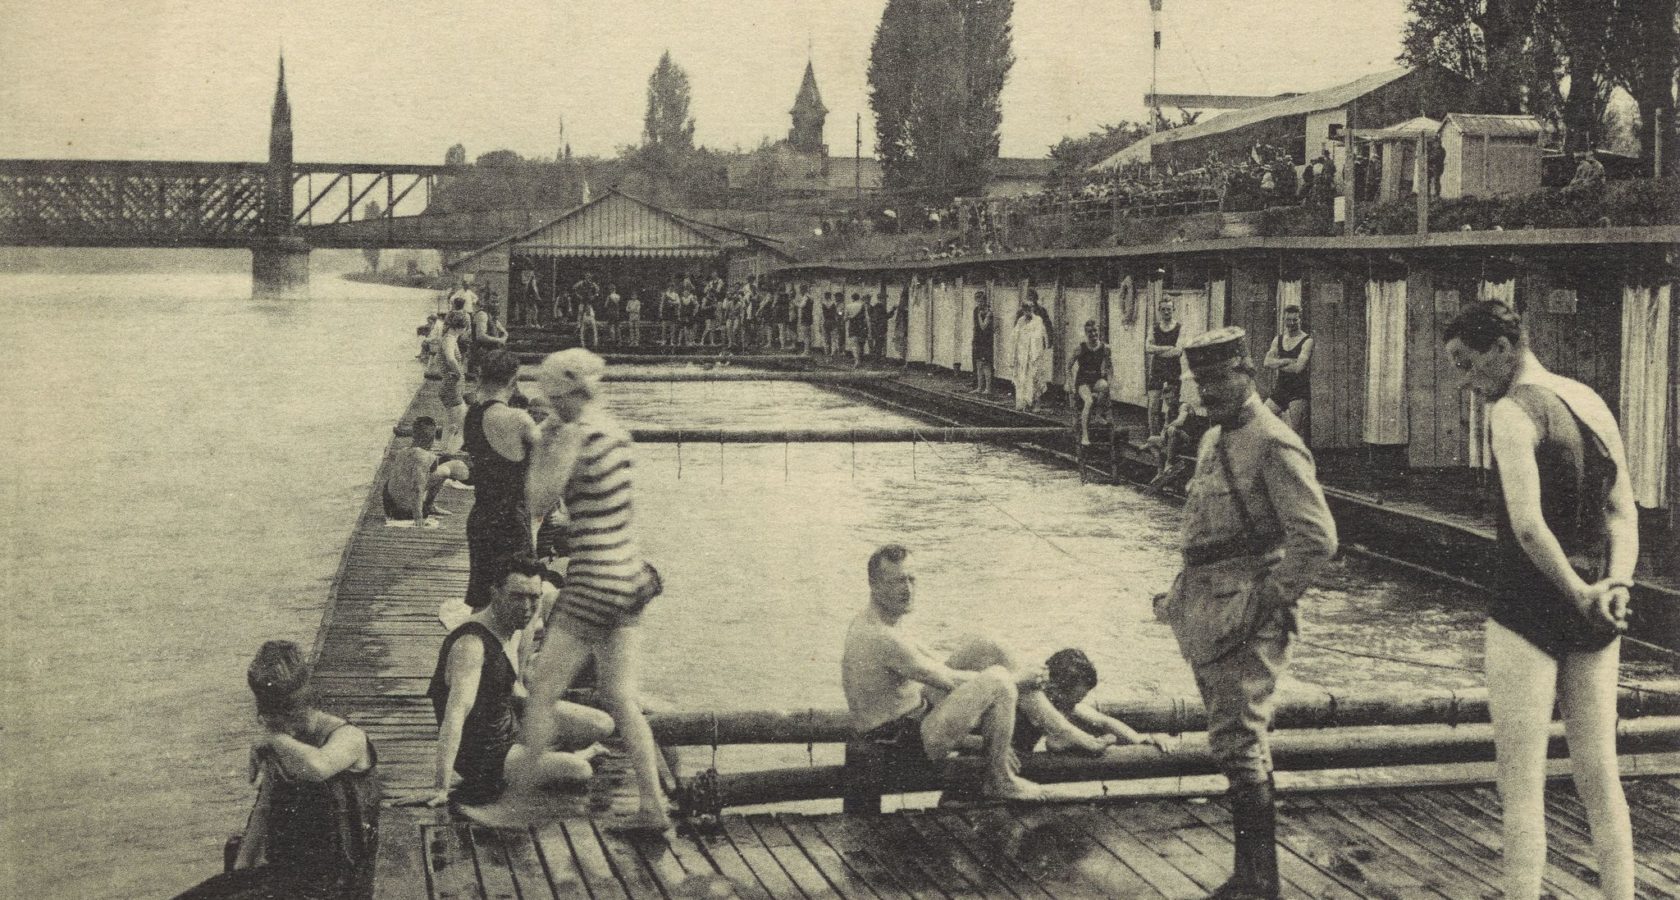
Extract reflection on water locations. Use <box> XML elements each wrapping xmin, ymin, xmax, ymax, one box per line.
<box><xmin>0</xmin><ymin>272</ymin><xmax>435</xmax><ymax>900</ymax></box>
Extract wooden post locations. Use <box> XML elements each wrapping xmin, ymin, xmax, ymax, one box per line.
<box><xmin>1415</xmin><ymin>132</ymin><xmax>1430</xmax><ymax>234</ymax></box>
<box><xmin>841</xmin><ymin>740</ymin><xmax>884</xmax><ymax>814</ymax></box>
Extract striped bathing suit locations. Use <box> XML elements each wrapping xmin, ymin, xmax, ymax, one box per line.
<box><xmin>549</xmin><ymin>414</ymin><xmax>651</xmax><ymax>641</ymax></box>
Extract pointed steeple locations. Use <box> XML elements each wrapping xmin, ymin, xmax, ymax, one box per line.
<box><xmin>271</xmin><ymin>53</ymin><xmax>291</xmax><ymax>129</ymax></box>
<box><xmin>791</xmin><ymin>60</ymin><xmax>827</xmax><ymax>118</ymax></box>
<box><xmin>787</xmin><ymin>60</ymin><xmax>828</xmax><ymax>155</ymax></box>
<box><xmin>266</xmin><ymin>54</ymin><xmax>295</xmax><ymax>233</ymax></box>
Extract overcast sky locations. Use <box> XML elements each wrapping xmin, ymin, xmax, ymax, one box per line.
<box><xmin>0</xmin><ymin>0</ymin><xmax>1410</xmax><ymax>164</ymax></box>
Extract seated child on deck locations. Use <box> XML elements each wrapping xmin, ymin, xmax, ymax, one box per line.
<box><xmin>383</xmin><ymin>416</ymin><xmax>471</xmax><ymax>524</ymax></box>
<box><xmin>936</xmin><ymin>639</ymin><xmax>1164</xmax><ymax>755</ymax></box>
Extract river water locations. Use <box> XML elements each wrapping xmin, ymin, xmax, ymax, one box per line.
<box><xmin>0</xmin><ymin>273</ymin><xmax>1663</xmax><ymax>898</ymax></box>
<box><xmin>0</xmin><ymin>270</ymin><xmax>435</xmax><ymax>900</ymax></box>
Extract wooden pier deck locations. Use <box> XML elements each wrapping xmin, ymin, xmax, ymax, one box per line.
<box><xmin>309</xmin><ymin>378</ymin><xmax>1680</xmax><ymax>899</ymax></box>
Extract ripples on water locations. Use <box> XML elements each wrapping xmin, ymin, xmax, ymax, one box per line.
<box><xmin>0</xmin><ymin>272</ymin><xmax>435</xmax><ymax>900</ymax></box>
<box><xmin>615</xmin><ymin>382</ymin><xmax>1488</xmax><ymax>715</ymax></box>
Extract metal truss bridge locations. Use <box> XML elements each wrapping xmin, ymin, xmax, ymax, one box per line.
<box><xmin>0</xmin><ymin>158</ymin><xmax>493</xmax><ymax>251</ymax></box>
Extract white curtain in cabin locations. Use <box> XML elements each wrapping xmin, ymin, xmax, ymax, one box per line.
<box><xmin>932</xmin><ymin>281</ymin><xmax>958</xmax><ymax>368</ymax></box>
<box><xmin>1169</xmin><ymin>288</ymin><xmax>1208</xmax><ymax>410</ymax></box>
<box><xmin>1109</xmin><ymin>276</ymin><xmax>1148</xmax><ymax>405</ymax></box>
<box><xmin>1364</xmin><ymin>279</ymin><xmax>1410</xmax><ymax>445</ymax></box>
<box><xmin>1619</xmin><ymin>282</ymin><xmax>1671</xmax><ymax>508</ymax></box>
<box><xmin>1209</xmin><ymin>279</ymin><xmax>1227</xmax><ymax>333</ymax></box>
<box><xmin>908</xmin><ymin>279</ymin><xmax>931</xmax><ymax>363</ymax></box>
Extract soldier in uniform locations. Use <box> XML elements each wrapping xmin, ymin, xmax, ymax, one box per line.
<box><xmin>1153</xmin><ymin>327</ymin><xmax>1337</xmax><ymax>899</ymax></box>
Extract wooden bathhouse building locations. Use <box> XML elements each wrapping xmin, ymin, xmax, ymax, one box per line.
<box><xmin>445</xmin><ymin>188</ymin><xmax>791</xmax><ymax>320</ymax></box>
<box><xmin>774</xmin><ymin>225</ymin><xmax>1679</xmax><ymax>523</ymax></box>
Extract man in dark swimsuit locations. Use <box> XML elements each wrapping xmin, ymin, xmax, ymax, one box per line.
<box><xmin>1263</xmin><ymin>304</ymin><xmax>1312</xmax><ymax>435</ymax></box>
<box><xmin>1066</xmin><ymin>320</ymin><xmax>1112</xmax><ymax>446</ymax></box>
<box><xmin>1146</xmin><ymin>295</ymin><xmax>1182</xmax><ymax>436</ymax></box>
<box><xmin>411</xmin><ymin>555</ymin><xmax>608</xmax><ymax>810</ymax></box>
<box><xmin>463</xmin><ymin>351</ymin><xmax>536</xmax><ymax>609</ymax></box>
<box><xmin>970</xmin><ymin>292</ymin><xmax>995</xmax><ymax>394</ymax></box>
<box><xmin>1443</xmin><ymin>301</ymin><xmax>1636</xmax><ymax>898</ymax></box>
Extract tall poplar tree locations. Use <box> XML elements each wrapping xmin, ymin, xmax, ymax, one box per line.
<box><xmin>868</xmin><ymin>0</ymin><xmax>1014</xmax><ymax>203</ymax></box>
<box><xmin>642</xmin><ymin>51</ymin><xmax>697</xmax><ymax>172</ymax></box>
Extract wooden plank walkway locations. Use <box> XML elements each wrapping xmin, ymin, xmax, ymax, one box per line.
<box><xmin>313</xmin><ymin>379</ymin><xmax>1680</xmax><ymax>900</ymax></box>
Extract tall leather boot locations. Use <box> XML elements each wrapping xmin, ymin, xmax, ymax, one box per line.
<box><xmin>1208</xmin><ymin>777</ymin><xmax>1280</xmax><ymax>899</ymax></box>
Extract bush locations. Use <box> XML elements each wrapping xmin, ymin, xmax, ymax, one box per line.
<box><xmin>1354</xmin><ymin>177</ymin><xmax>1680</xmax><ymax>235</ymax></box>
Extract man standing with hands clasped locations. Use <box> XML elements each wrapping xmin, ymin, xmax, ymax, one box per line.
<box><xmin>1153</xmin><ymin>327</ymin><xmax>1337</xmax><ymax>900</ymax></box>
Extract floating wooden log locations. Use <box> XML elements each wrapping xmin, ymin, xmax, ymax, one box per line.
<box><xmin>685</xmin><ymin>716</ymin><xmax>1680</xmax><ymax>811</ymax></box>
<box><xmin>516</xmin><ymin>370</ymin><xmax>897</xmax><ymax>383</ymax></box>
<box><xmin>516</xmin><ymin>351</ymin><xmax>813</xmax><ymax>365</ymax></box>
<box><xmin>629</xmin><ymin>426</ymin><xmax>1070</xmax><ymax>444</ymax></box>
<box><xmin>647</xmin><ymin>681</ymin><xmax>1680</xmax><ymax>746</ymax></box>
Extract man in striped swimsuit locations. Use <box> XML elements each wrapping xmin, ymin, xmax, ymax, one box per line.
<box><xmin>506</xmin><ymin>349</ymin><xmax>671</xmax><ymax>833</ymax></box>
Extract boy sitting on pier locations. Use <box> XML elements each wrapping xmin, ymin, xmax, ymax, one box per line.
<box><xmin>842</xmin><ymin>544</ymin><xmax>1045</xmax><ymax>800</ymax></box>
<box><xmin>382</xmin><ymin>416</ymin><xmax>471</xmax><ymax>525</ymax></box>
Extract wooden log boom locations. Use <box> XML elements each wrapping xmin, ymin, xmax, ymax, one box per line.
<box><xmin>628</xmin><ymin>426</ymin><xmax>1071</xmax><ymax>444</ymax></box>
<box><xmin>648</xmin><ymin>682</ymin><xmax>1680</xmax><ymax>745</ymax></box>
<box><xmin>691</xmin><ymin>716</ymin><xmax>1680</xmax><ymax>810</ymax></box>
<box><xmin>517</xmin><ymin>371</ymin><xmax>897</xmax><ymax>383</ymax></box>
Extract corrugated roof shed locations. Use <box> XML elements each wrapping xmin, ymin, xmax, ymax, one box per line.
<box><xmin>1090</xmin><ymin>67</ymin><xmax>1414</xmax><ymax>171</ymax></box>
<box><xmin>1442</xmin><ymin>113</ymin><xmax>1544</xmax><ymax>137</ymax></box>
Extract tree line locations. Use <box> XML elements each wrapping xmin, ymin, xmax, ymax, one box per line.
<box><xmin>1401</xmin><ymin>0</ymin><xmax>1678</xmax><ymax>168</ymax></box>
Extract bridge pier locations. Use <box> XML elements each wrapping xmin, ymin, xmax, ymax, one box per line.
<box><xmin>251</xmin><ymin>238</ymin><xmax>311</xmax><ymax>300</ymax></box>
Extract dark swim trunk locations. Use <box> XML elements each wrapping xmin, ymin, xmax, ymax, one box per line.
<box><xmin>861</xmin><ymin>700</ymin><xmax>930</xmax><ymax>762</ymax></box>
<box><xmin>381</xmin><ymin>484</ymin><xmax>415</xmax><ymax>520</ymax></box>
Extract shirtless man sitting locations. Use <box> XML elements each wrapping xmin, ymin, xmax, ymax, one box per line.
<box><xmin>842</xmin><ymin>544</ymin><xmax>1044</xmax><ymax>800</ymax></box>
<box><xmin>383</xmin><ymin>416</ymin><xmax>471</xmax><ymax>524</ymax></box>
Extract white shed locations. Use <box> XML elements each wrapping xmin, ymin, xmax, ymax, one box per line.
<box><xmin>1439</xmin><ymin>114</ymin><xmax>1543</xmax><ymax>199</ymax></box>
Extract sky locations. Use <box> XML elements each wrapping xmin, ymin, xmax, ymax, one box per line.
<box><xmin>0</xmin><ymin>0</ymin><xmax>1411</xmax><ymax>165</ymax></box>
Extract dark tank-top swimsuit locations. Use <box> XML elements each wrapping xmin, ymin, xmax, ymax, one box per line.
<box><xmin>463</xmin><ymin>400</ymin><xmax>533</xmax><ymax>607</ymax></box>
<box><xmin>1490</xmin><ymin>383</ymin><xmax>1617</xmax><ymax>660</ymax></box>
<box><xmin>1272</xmin><ymin>332</ymin><xmax>1310</xmax><ymax>405</ymax></box>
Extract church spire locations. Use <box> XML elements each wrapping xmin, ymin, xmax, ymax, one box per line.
<box><xmin>271</xmin><ymin>53</ymin><xmax>291</xmax><ymax>129</ymax></box>
<box><xmin>266</xmin><ymin>53</ymin><xmax>294</xmax><ymax>233</ymax></box>
<box><xmin>787</xmin><ymin>59</ymin><xmax>827</xmax><ymax>155</ymax></box>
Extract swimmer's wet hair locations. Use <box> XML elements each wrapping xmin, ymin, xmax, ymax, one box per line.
<box><xmin>410</xmin><ymin>416</ymin><xmax>438</xmax><ymax>442</ymax></box>
<box><xmin>445</xmin><ymin>311</ymin><xmax>470</xmax><ymax>330</ymax></box>
<box><xmin>867</xmin><ymin>544</ymin><xmax>910</xmax><ymax>582</ymax></box>
<box><xmin>504</xmin><ymin>552</ymin><xmax>548</xmax><ymax>583</ymax></box>
<box><xmin>248</xmin><ymin>640</ymin><xmax>314</xmax><ymax>717</ymax></box>
<box><xmin>1046</xmin><ymin>648</ymin><xmax>1099</xmax><ymax>691</ymax></box>
<box><xmin>479</xmin><ymin>350</ymin><xmax>521</xmax><ymax>386</ymax></box>
<box><xmin>1443</xmin><ymin>300</ymin><xmax>1524</xmax><ymax>352</ymax></box>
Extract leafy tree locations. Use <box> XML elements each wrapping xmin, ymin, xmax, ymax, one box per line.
<box><xmin>1551</xmin><ymin>0</ymin><xmax>1615</xmax><ymax>151</ymax></box>
<box><xmin>869</xmin><ymin>0</ymin><xmax>1014</xmax><ymax>203</ymax></box>
<box><xmin>475</xmin><ymin>149</ymin><xmax>523</xmax><ymax>168</ymax></box>
<box><xmin>1399</xmin><ymin>0</ymin><xmax>1556</xmax><ymax>117</ymax></box>
<box><xmin>444</xmin><ymin>143</ymin><xmax>466</xmax><ymax>166</ymax></box>
<box><xmin>1609</xmin><ymin>0</ymin><xmax>1680</xmax><ymax>172</ymax></box>
<box><xmin>1045</xmin><ymin>121</ymin><xmax>1151</xmax><ymax>186</ymax></box>
<box><xmin>642</xmin><ymin>51</ymin><xmax>697</xmax><ymax>173</ymax></box>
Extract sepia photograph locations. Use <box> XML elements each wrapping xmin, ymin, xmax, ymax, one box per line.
<box><xmin>1</xmin><ymin>1</ymin><xmax>1678</xmax><ymax>897</ymax></box>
